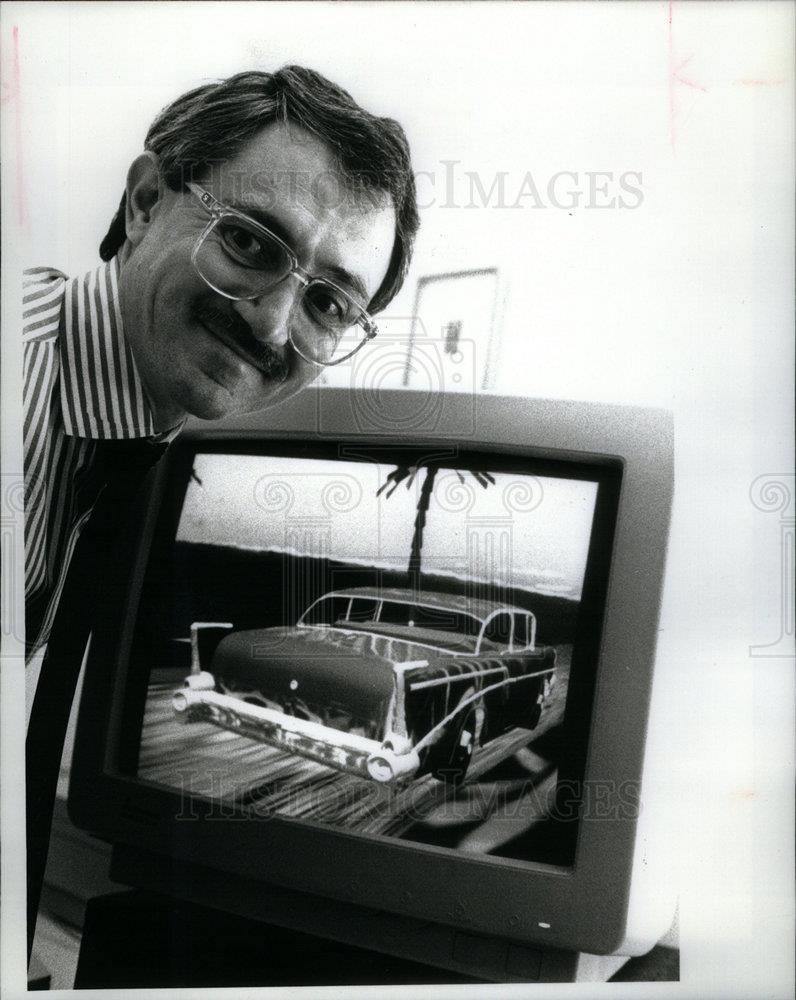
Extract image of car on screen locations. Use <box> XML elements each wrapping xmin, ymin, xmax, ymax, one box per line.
<box><xmin>172</xmin><ymin>588</ymin><xmax>557</xmax><ymax>786</ymax></box>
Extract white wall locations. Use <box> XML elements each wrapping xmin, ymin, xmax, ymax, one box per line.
<box><xmin>3</xmin><ymin>3</ymin><xmax>794</xmax><ymax>998</ymax></box>
<box><xmin>9</xmin><ymin>2</ymin><xmax>793</xmax><ymax>407</ymax></box>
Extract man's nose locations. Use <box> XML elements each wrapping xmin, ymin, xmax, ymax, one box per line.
<box><xmin>231</xmin><ymin>280</ymin><xmax>296</xmax><ymax>349</ymax></box>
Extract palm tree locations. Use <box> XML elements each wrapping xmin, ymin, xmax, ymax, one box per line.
<box><xmin>377</xmin><ymin>463</ymin><xmax>495</xmax><ymax>592</ymax></box>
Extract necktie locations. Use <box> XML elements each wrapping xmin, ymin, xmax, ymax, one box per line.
<box><xmin>26</xmin><ymin>437</ymin><xmax>169</xmax><ymax>960</ymax></box>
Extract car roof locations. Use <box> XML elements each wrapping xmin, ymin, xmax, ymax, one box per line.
<box><xmin>319</xmin><ymin>586</ymin><xmax>531</xmax><ymax>622</ymax></box>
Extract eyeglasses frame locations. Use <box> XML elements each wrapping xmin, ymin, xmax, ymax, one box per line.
<box><xmin>187</xmin><ymin>182</ymin><xmax>378</xmax><ymax>366</ymax></box>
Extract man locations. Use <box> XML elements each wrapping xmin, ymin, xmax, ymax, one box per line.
<box><xmin>23</xmin><ymin>64</ymin><xmax>419</xmax><ymax>963</ymax></box>
<box><xmin>23</xmin><ymin>65</ymin><xmax>419</xmax><ymax>659</ymax></box>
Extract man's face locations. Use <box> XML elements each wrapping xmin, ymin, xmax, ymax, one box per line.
<box><xmin>118</xmin><ymin>123</ymin><xmax>397</xmax><ymax>426</ymax></box>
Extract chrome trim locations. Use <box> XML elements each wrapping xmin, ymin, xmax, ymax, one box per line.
<box><xmin>412</xmin><ymin>666</ymin><xmax>557</xmax><ymax>754</ymax></box>
<box><xmin>172</xmin><ymin>686</ymin><xmax>420</xmax><ymax>784</ymax></box>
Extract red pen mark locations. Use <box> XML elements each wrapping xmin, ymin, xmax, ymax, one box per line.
<box><xmin>672</xmin><ymin>54</ymin><xmax>708</xmax><ymax>93</ymax></box>
<box><xmin>1</xmin><ymin>26</ymin><xmax>26</xmax><ymax>225</ymax></box>
<box><xmin>667</xmin><ymin>1</ymin><xmax>708</xmax><ymax>153</ymax></box>
<box><xmin>667</xmin><ymin>1</ymin><xmax>674</xmax><ymax>150</ymax></box>
<box><xmin>734</xmin><ymin>78</ymin><xmax>786</xmax><ymax>87</ymax></box>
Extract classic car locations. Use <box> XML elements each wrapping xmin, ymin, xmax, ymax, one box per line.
<box><xmin>172</xmin><ymin>587</ymin><xmax>557</xmax><ymax>785</ymax></box>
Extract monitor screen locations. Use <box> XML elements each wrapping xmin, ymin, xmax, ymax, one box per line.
<box><xmin>128</xmin><ymin>441</ymin><xmax>621</xmax><ymax>870</ymax></box>
<box><xmin>70</xmin><ymin>390</ymin><xmax>673</xmax><ymax>962</ymax></box>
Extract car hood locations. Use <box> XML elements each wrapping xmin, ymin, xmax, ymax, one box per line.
<box><xmin>210</xmin><ymin>626</ymin><xmax>432</xmax><ymax>725</ymax></box>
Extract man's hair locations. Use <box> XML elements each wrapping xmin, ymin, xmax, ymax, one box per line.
<box><xmin>100</xmin><ymin>66</ymin><xmax>419</xmax><ymax>314</ymax></box>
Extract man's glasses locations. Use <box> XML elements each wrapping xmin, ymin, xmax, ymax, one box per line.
<box><xmin>187</xmin><ymin>183</ymin><xmax>378</xmax><ymax>366</ymax></box>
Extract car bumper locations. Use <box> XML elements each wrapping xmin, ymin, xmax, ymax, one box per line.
<box><xmin>172</xmin><ymin>685</ymin><xmax>420</xmax><ymax>784</ymax></box>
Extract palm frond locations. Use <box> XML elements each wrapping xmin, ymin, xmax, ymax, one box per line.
<box><xmin>376</xmin><ymin>464</ymin><xmax>420</xmax><ymax>499</ymax></box>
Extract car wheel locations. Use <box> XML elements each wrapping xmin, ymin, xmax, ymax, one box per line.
<box><xmin>432</xmin><ymin>707</ymin><xmax>476</xmax><ymax>785</ymax></box>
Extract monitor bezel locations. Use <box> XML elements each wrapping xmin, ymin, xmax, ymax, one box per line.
<box><xmin>69</xmin><ymin>388</ymin><xmax>673</xmax><ymax>957</ymax></box>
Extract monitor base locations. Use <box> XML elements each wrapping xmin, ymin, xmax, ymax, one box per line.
<box><xmin>93</xmin><ymin>845</ymin><xmax>630</xmax><ymax>985</ymax></box>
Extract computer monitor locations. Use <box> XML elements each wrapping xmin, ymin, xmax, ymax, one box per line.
<box><xmin>68</xmin><ymin>387</ymin><xmax>674</xmax><ymax>980</ymax></box>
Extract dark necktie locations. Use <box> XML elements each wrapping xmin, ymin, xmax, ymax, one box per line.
<box><xmin>26</xmin><ymin>436</ymin><xmax>169</xmax><ymax>960</ymax></box>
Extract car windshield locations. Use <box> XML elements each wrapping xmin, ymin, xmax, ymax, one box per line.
<box><xmin>299</xmin><ymin>595</ymin><xmax>483</xmax><ymax>645</ymax></box>
<box><xmin>377</xmin><ymin>601</ymin><xmax>482</xmax><ymax>639</ymax></box>
<box><xmin>299</xmin><ymin>595</ymin><xmax>364</xmax><ymax>627</ymax></box>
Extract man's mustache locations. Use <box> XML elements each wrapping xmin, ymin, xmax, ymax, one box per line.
<box><xmin>193</xmin><ymin>301</ymin><xmax>289</xmax><ymax>380</ymax></box>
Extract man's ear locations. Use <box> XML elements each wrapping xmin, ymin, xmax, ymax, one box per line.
<box><xmin>125</xmin><ymin>152</ymin><xmax>164</xmax><ymax>246</ymax></box>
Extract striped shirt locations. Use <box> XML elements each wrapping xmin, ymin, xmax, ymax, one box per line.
<box><xmin>23</xmin><ymin>259</ymin><xmax>183</xmax><ymax>660</ymax></box>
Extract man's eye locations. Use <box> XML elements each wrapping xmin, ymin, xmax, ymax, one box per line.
<box><xmin>220</xmin><ymin>224</ymin><xmax>279</xmax><ymax>268</ymax></box>
<box><xmin>308</xmin><ymin>288</ymin><xmax>343</xmax><ymax>318</ymax></box>
<box><xmin>304</xmin><ymin>285</ymin><xmax>356</xmax><ymax>330</ymax></box>
<box><xmin>228</xmin><ymin>227</ymin><xmax>259</xmax><ymax>255</ymax></box>
<box><xmin>224</xmin><ymin>226</ymin><xmax>262</xmax><ymax>256</ymax></box>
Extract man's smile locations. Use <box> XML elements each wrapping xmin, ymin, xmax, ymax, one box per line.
<box><xmin>192</xmin><ymin>300</ymin><xmax>289</xmax><ymax>382</ymax></box>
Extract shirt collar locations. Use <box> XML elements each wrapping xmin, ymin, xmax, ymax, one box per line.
<box><xmin>59</xmin><ymin>258</ymin><xmax>184</xmax><ymax>442</ymax></box>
